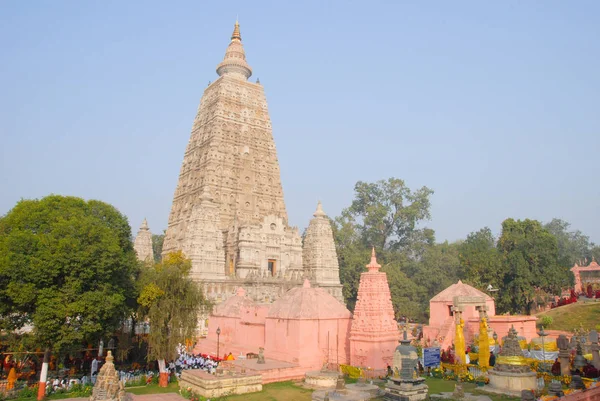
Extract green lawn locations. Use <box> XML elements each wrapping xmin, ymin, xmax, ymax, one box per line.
<box><xmin>210</xmin><ymin>381</ymin><xmax>313</xmax><ymax>401</ymax></box>
<box><xmin>423</xmin><ymin>377</ymin><xmax>519</xmax><ymax>401</ymax></box>
<box><xmin>127</xmin><ymin>381</ymin><xmax>180</xmax><ymax>395</ymax></box>
<box><xmin>536</xmin><ymin>301</ymin><xmax>600</xmax><ymax>331</ymax></box>
<box><xmin>10</xmin><ymin>376</ymin><xmax>522</xmax><ymax>401</ymax></box>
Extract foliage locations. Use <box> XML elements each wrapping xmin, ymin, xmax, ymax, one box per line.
<box><xmin>539</xmin><ymin>315</ymin><xmax>553</xmax><ymax>328</ymax></box>
<box><xmin>458</xmin><ymin>227</ymin><xmax>502</xmax><ymax>289</ymax></box>
<box><xmin>137</xmin><ymin>251</ymin><xmax>211</xmax><ymax>364</ymax></box>
<box><xmin>404</xmin><ymin>241</ymin><xmax>461</xmax><ymax>307</ymax></box>
<box><xmin>544</xmin><ymin>218</ymin><xmax>594</xmax><ymax>270</ymax></box>
<box><xmin>152</xmin><ymin>233</ymin><xmax>165</xmax><ymax>262</ymax></box>
<box><xmin>0</xmin><ymin>195</ymin><xmax>139</xmax><ymax>354</ymax></box>
<box><xmin>343</xmin><ymin>178</ymin><xmax>434</xmax><ymax>252</ymax></box>
<box><xmin>496</xmin><ymin>218</ymin><xmax>563</xmax><ymax>314</ymax></box>
<box><xmin>333</xmin><ymin>178</ymin><xmax>434</xmax><ymax>318</ymax></box>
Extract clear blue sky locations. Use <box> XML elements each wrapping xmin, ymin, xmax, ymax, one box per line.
<box><xmin>1</xmin><ymin>1</ymin><xmax>599</xmax><ymax>244</ymax></box>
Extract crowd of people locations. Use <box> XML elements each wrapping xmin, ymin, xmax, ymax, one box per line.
<box><xmin>171</xmin><ymin>344</ymin><xmax>220</xmax><ymax>377</ymax></box>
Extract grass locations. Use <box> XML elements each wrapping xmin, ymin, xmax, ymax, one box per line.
<box><xmin>423</xmin><ymin>377</ymin><xmax>520</xmax><ymax>401</ymax></box>
<box><xmin>11</xmin><ymin>376</ymin><xmax>522</xmax><ymax>401</ymax></box>
<box><xmin>536</xmin><ymin>301</ymin><xmax>600</xmax><ymax>331</ymax></box>
<box><xmin>127</xmin><ymin>381</ymin><xmax>180</xmax><ymax>395</ymax></box>
<box><xmin>211</xmin><ymin>381</ymin><xmax>312</xmax><ymax>401</ymax></box>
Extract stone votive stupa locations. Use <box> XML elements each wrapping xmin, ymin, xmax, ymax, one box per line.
<box><xmin>488</xmin><ymin>326</ymin><xmax>536</xmax><ymax>395</ymax></box>
<box><xmin>383</xmin><ymin>328</ymin><xmax>428</xmax><ymax>401</ymax></box>
<box><xmin>90</xmin><ymin>351</ymin><xmax>131</xmax><ymax>401</ymax></box>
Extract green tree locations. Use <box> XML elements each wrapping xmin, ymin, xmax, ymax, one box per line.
<box><xmin>544</xmin><ymin>218</ymin><xmax>594</xmax><ymax>268</ymax></box>
<box><xmin>405</xmin><ymin>241</ymin><xmax>461</xmax><ymax>305</ymax></box>
<box><xmin>332</xmin><ymin>213</ymin><xmax>370</xmax><ymax>311</ymax></box>
<box><xmin>137</xmin><ymin>251</ymin><xmax>210</xmax><ymax>387</ymax></box>
<box><xmin>0</xmin><ymin>195</ymin><xmax>138</xmax><ymax>355</ymax></box>
<box><xmin>458</xmin><ymin>227</ymin><xmax>502</xmax><ymax>289</ymax></box>
<box><xmin>593</xmin><ymin>246</ymin><xmax>600</xmax><ymax>263</ymax></box>
<box><xmin>496</xmin><ymin>218</ymin><xmax>563</xmax><ymax>314</ymax></box>
<box><xmin>334</xmin><ymin>178</ymin><xmax>435</xmax><ymax>314</ymax></box>
<box><xmin>152</xmin><ymin>233</ymin><xmax>165</xmax><ymax>262</ymax></box>
<box><xmin>381</xmin><ymin>260</ymin><xmax>427</xmax><ymax>322</ymax></box>
<box><xmin>345</xmin><ymin>178</ymin><xmax>434</xmax><ymax>252</ymax></box>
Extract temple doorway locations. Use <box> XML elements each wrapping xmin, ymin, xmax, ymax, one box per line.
<box><xmin>268</xmin><ymin>259</ymin><xmax>276</xmax><ymax>276</ymax></box>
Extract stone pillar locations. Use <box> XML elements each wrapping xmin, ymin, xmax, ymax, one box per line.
<box><xmin>590</xmin><ymin>330</ymin><xmax>600</xmax><ymax>370</ymax></box>
<box><xmin>557</xmin><ymin>335</ymin><xmax>571</xmax><ymax>377</ymax></box>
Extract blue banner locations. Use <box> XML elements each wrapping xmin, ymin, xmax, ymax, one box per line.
<box><xmin>423</xmin><ymin>347</ymin><xmax>441</xmax><ymax>367</ymax></box>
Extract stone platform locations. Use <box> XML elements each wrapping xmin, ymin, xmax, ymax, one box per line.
<box><xmin>383</xmin><ymin>378</ymin><xmax>428</xmax><ymax>401</ymax></box>
<box><xmin>488</xmin><ymin>370</ymin><xmax>537</xmax><ymax>396</ymax></box>
<box><xmin>222</xmin><ymin>358</ymin><xmax>308</xmax><ymax>383</ymax></box>
<box><xmin>305</xmin><ymin>370</ymin><xmax>340</xmax><ymax>388</ymax></box>
<box><xmin>312</xmin><ymin>389</ymin><xmax>371</xmax><ymax>401</ymax></box>
<box><xmin>179</xmin><ymin>369</ymin><xmax>262</xmax><ymax>398</ymax></box>
<box><xmin>346</xmin><ymin>382</ymin><xmax>380</xmax><ymax>397</ymax></box>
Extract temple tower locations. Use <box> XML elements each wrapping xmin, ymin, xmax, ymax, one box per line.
<box><xmin>133</xmin><ymin>218</ymin><xmax>153</xmax><ymax>262</ymax></box>
<box><xmin>350</xmin><ymin>248</ymin><xmax>400</xmax><ymax>371</ymax></box>
<box><xmin>302</xmin><ymin>201</ymin><xmax>343</xmax><ymax>301</ymax></box>
<box><xmin>162</xmin><ymin>21</ymin><xmax>303</xmax><ymax>293</ymax></box>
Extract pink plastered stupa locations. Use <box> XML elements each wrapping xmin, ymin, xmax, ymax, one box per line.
<box><xmin>349</xmin><ymin>247</ymin><xmax>400</xmax><ymax>371</ymax></box>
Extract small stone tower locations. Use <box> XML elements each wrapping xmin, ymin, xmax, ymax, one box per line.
<box><xmin>302</xmin><ymin>201</ymin><xmax>343</xmax><ymax>301</ymax></box>
<box><xmin>133</xmin><ymin>219</ymin><xmax>153</xmax><ymax>262</ymax></box>
<box><xmin>350</xmin><ymin>248</ymin><xmax>400</xmax><ymax>371</ymax></box>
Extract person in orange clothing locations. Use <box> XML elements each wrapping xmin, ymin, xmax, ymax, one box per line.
<box><xmin>226</xmin><ymin>352</ymin><xmax>235</xmax><ymax>361</ymax></box>
<box><xmin>7</xmin><ymin>367</ymin><xmax>17</xmax><ymax>390</ymax></box>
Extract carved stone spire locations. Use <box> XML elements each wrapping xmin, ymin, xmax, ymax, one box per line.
<box><xmin>313</xmin><ymin>200</ymin><xmax>326</xmax><ymax>218</ymax></box>
<box><xmin>302</xmin><ymin>202</ymin><xmax>343</xmax><ymax>301</ymax></box>
<box><xmin>133</xmin><ymin>219</ymin><xmax>153</xmax><ymax>262</ymax></box>
<box><xmin>216</xmin><ymin>20</ymin><xmax>252</xmax><ymax>80</ymax></box>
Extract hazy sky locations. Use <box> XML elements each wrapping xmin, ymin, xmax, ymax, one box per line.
<box><xmin>1</xmin><ymin>1</ymin><xmax>599</xmax><ymax>244</ymax></box>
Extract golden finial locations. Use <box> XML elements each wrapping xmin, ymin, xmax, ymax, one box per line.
<box><xmin>231</xmin><ymin>19</ymin><xmax>241</xmax><ymax>41</ymax></box>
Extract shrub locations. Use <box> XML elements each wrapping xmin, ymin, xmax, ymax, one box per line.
<box><xmin>540</xmin><ymin>316</ymin><xmax>553</xmax><ymax>328</ymax></box>
<box><xmin>16</xmin><ymin>384</ymin><xmax>38</xmax><ymax>399</ymax></box>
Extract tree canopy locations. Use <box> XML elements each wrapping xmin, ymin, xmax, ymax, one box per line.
<box><xmin>334</xmin><ymin>178</ymin><xmax>435</xmax><ymax>317</ymax></box>
<box><xmin>137</xmin><ymin>251</ymin><xmax>210</xmax><ymax>367</ymax></box>
<box><xmin>333</xmin><ymin>178</ymin><xmax>596</xmax><ymax>320</ymax></box>
<box><xmin>496</xmin><ymin>218</ymin><xmax>563</xmax><ymax>314</ymax></box>
<box><xmin>0</xmin><ymin>195</ymin><xmax>139</xmax><ymax>353</ymax></box>
<box><xmin>344</xmin><ymin>178</ymin><xmax>434</xmax><ymax>252</ymax></box>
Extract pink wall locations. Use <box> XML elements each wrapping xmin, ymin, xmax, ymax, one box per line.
<box><xmin>350</xmin><ymin>337</ymin><xmax>397</xmax><ymax>371</ymax></box>
<box><xmin>264</xmin><ymin>317</ymin><xmax>351</xmax><ymax>369</ymax></box>
<box><xmin>206</xmin><ymin>304</ymin><xmax>269</xmax><ymax>355</ymax></box>
<box><xmin>487</xmin><ymin>315</ymin><xmax>537</xmax><ymax>342</ymax></box>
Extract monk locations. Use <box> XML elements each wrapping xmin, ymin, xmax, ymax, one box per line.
<box><xmin>7</xmin><ymin>367</ymin><xmax>17</xmax><ymax>390</ymax></box>
<box><xmin>226</xmin><ymin>352</ymin><xmax>235</xmax><ymax>361</ymax></box>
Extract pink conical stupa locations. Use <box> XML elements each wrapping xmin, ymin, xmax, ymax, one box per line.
<box><xmin>349</xmin><ymin>247</ymin><xmax>400</xmax><ymax>371</ymax></box>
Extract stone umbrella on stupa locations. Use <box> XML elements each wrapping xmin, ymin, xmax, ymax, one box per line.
<box><xmin>349</xmin><ymin>247</ymin><xmax>400</xmax><ymax>372</ymax></box>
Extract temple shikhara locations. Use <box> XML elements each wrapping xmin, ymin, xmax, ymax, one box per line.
<box><xmin>133</xmin><ymin>218</ymin><xmax>153</xmax><ymax>263</ymax></box>
<box><xmin>145</xmin><ymin>21</ymin><xmax>342</xmax><ymax>317</ymax></box>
